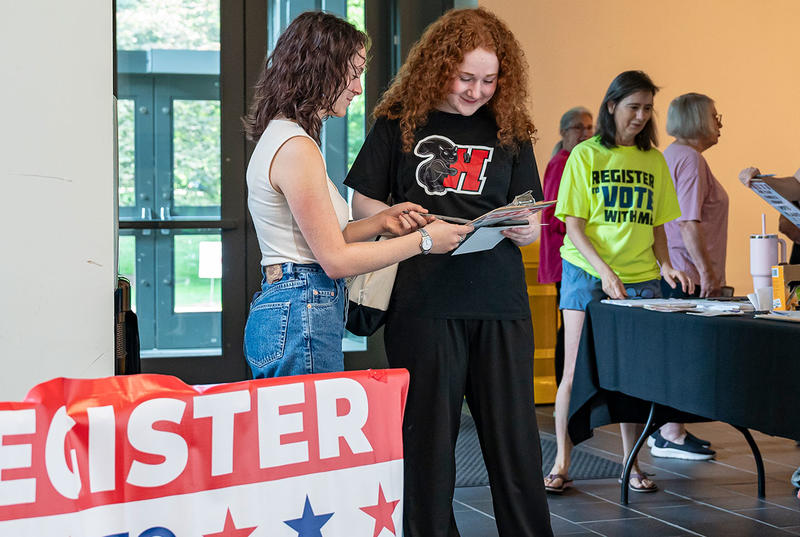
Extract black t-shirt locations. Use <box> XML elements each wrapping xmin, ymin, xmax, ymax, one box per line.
<box><xmin>345</xmin><ymin>107</ymin><xmax>542</xmax><ymax>319</ymax></box>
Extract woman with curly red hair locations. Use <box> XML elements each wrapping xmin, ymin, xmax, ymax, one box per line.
<box><xmin>345</xmin><ymin>8</ymin><xmax>553</xmax><ymax>537</ymax></box>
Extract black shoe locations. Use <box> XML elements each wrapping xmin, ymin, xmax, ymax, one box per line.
<box><xmin>685</xmin><ymin>430</ymin><xmax>711</xmax><ymax>448</ymax></box>
<box><xmin>649</xmin><ymin>430</ymin><xmax>715</xmax><ymax>460</ymax></box>
<box><xmin>648</xmin><ymin>430</ymin><xmax>712</xmax><ymax>449</ymax></box>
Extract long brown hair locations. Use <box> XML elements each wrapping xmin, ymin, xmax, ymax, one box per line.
<box><xmin>242</xmin><ymin>11</ymin><xmax>367</xmax><ymax>143</ymax></box>
<box><xmin>596</xmin><ymin>70</ymin><xmax>659</xmax><ymax>151</ymax></box>
<box><xmin>374</xmin><ymin>7</ymin><xmax>535</xmax><ymax>153</ymax></box>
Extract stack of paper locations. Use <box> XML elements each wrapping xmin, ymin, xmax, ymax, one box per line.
<box><xmin>754</xmin><ymin>310</ymin><xmax>800</xmax><ymax>322</ymax></box>
<box><xmin>601</xmin><ymin>298</ymin><xmax>754</xmax><ymax>315</ymax></box>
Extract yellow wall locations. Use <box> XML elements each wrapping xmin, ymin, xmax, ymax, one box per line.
<box><xmin>483</xmin><ymin>0</ymin><xmax>800</xmax><ymax>293</ymax></box>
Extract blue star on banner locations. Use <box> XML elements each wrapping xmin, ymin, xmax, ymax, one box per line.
<box><xmin>284</xmin><ymin>495</ymin><xmax>334</xmax><ymax>537</ymax></box>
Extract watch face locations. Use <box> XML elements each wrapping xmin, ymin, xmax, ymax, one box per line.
<box><xmin>419</xmin><ymin>230</ymin><xmax>433</xmax><ymax>253</ymax></box>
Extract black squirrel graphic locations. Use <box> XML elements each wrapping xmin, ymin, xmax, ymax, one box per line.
<box><xmin>414</xmin><ymin>136</ymin><xmax>458</xmax><ymax>194</ymax></box>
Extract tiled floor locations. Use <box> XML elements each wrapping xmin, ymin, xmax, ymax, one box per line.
<box><xmin>453</xmin><ymin>405</ymin><xmax>800</xmax><ymax>536</ymax></box>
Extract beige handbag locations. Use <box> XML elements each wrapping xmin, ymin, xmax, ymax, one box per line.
<box><xmin>345</xmin><ymin>236</ymin><xmax>398</xmax><ymax>336</ymax></box>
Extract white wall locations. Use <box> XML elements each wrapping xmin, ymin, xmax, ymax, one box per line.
<box><xmin>0</xmin><ymin>2</ymin><xmax>115</xmax><ymax>400</ymax></box>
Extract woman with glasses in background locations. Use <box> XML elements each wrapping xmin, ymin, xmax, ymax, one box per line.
<box><xmin>539</xmin><ymin>107</ymin><xmax>593</xmax><ymax>385</ymax></box>
<box><xmin>545</xmin><ymin>71</ymin><xmax>693</xmax><ymax>495</ymax></box>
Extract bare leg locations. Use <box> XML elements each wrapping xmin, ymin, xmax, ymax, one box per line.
<box><xmin>621</xmin><ymin>422</ymin><xmax>656</xmax><ymax>489</ymax></box>
<box><xmin>659</xmin><ymin>422</ymin><xmax>687</xmax><ymax>443</ymax></box>
<box><xmin>545</xmin><ymin>308</ymin><xmax>584</xmax><ymax>489</ymax></box>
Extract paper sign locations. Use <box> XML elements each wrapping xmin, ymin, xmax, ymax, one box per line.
<box><xmin>750</xmin><ymin>178</ymin><xmax>800</xmax><ymax>228</ymax></box>
<box><xmin>198</xmin><ymin>241</ymin><xmax>222</xmax><ymax>279</ymax></box>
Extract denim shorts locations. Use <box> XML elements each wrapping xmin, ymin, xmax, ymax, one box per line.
<box><xmin>244</xmin><ymin>262</ymin><xmax>346</xmax><ymax>378</ymax></box>
<box><xmin>559</xmin><ymin>259</ymin><xmax>661</xmax><ymax>311</ymax></box>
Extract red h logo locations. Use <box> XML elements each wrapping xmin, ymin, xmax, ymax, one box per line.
<box><xmin>442</xmin><ymin>147</ymin><xmax>492</xmax><ymax>193</ymax></box>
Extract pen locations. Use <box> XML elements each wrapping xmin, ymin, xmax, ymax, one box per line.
<box><xmin>427</xmin><ymin>214</ymin><xmax>471</xmax><ymax>224</ymax></box>
<box><xmin>754</xmin><ymin>174</ymin><xmax>775</xmax><ymax>178</ymax></box>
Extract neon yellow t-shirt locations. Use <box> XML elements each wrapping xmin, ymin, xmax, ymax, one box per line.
<box><xmin>555</xmin><ymin>136</ymin><xmax>681</xmax><ymax>283</ymax></box>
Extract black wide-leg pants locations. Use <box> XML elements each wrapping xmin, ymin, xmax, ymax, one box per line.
<box><xmin>384</xmin><ymin>313</ymin><xmax>554</xmax><ymax>537</ymax></box>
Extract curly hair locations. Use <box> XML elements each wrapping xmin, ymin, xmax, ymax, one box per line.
<box><xmin>242</xmin><ymin>11</ymin><xmax>367</xmax><ymax>143</ymax></box>
<box><xmin>374</xmin><ymin>7</ymin><xmax>535</xmax><ymax>153</ymax></box>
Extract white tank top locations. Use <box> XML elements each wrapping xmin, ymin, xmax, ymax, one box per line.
<box><xmin>247</xmin><ymin>120</ymin><xmax>350</xmax><ymax>266</ymax></box>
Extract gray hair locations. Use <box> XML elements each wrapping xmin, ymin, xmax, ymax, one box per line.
<box><xmin>552</xmin><ymin>106</ymin><xmax>593</xmax><ymax>156</ymax></box>
<box><xmin>666</xmin><ymin>93</ymin><xmax>715</xmax><ymax>140</ymax></box>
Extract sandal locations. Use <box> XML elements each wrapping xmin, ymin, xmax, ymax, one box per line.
<box><xmin>544</xmin><ymin>473</ymin><xmax>573</xmax><ymax>494</ymax></box>
<box><xmin>626</xmin><ymin>472</ymin><xmax>658</xmax><ymax>493</ymax></box>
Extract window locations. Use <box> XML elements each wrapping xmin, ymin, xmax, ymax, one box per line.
<box><xmin>117</xmin><ymin>0</ymin><xmax>223</xmax><ymax>356</ymax></box>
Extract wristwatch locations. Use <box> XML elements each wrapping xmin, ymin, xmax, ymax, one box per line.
<box><xmin>417</xmin><ymin>228</ymin><xmax>433</xmax><ymax>255</ymax></box>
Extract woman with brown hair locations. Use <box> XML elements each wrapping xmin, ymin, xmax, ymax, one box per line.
<box><xmin>549</xmin><ymin>71</ymin><xmax>692</xmax><ymax>495</ymax></box>
<box><xmin>242</xmin><ymin>11</ymin><xmax>471</xmax><ymax>379</ymax></box>
<box><xmin>345</xmin><ymin>8</ymin><xmax>554</xmax><ymax>537</ymax></box>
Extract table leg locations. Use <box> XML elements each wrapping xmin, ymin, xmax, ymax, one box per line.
<box><xmin>733</xmin><ymin>425</ymin><xmax>766</xmax><ymax>499</ymax></box>
<box><xmin>621</xmin><ymin>402</ymin><xmax>657</xmax><ymax>504</ymax></box>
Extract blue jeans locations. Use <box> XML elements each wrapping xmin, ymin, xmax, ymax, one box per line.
<box><xmin>244</xmin><ymin>263</ymin><xmax>346</xmax><ymax>378</ymax></box>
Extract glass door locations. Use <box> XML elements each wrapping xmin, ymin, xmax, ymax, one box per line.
<box><xmin>116</xmin><ymin>0</ymin><xmax>245</xmax><ymax>378</ymax></box>
<box><xmin>115</xmin><ymin>0</ymin><xmax>369</xmax><ymax>381</ymax></box>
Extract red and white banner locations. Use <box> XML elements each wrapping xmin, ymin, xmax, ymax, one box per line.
<box><xmin>0</xmin><ymin>369</ymin><xmax>409</xmax><ymax>537</ymax></box>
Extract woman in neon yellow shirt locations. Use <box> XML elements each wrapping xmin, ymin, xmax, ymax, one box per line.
<box><xmin>544</xmin><ymin>70</ymin><xmax>693</xmax><ymax>494</ymax></box>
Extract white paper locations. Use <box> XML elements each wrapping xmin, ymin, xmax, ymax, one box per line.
<box><xmin>601</xmin><ymin>298</ymin><xmax>694</xmax><ymax>308</ymax></box>
<box><xmin>754</xmin><ymin>310</ymin><xmax>800</xmax><ymax>322</ymax></box>
<box><xmin>686</xmin><ymin>310</ymin><xmax>744</xmax><ymax>316</ymax></box>
<box><xmin>603</xmin><ymin>297</ymin><xmax>755</xmax><ymax>313</ymax></box>
<box><xmin>756</xmin><ymin>287</ymin><xmax>773</xmax><ymax>311</ymax></box>
<box><xmin>451</xmin><ymin>225</ymin><xmax>517</xmax><ymax>255</ymax></box>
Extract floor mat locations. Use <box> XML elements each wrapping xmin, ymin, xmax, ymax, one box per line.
<box><xmin>454</xmin><ymin>406</ymin><xmax>623</xmax><ymax>487</ymax></box>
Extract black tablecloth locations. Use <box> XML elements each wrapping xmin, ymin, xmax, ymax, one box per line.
<box><xmin>568</xmin><ymin>302</ymin><xmax>800</xmax><ymax>445</ymax></box>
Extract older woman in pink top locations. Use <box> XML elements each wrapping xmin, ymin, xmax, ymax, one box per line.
<box><xmin>538</xmin><ymin>107</ymin><xmax>593</xmax><ymax>384</ymax></box>
<box><xmin>662</xmin><ymin>93</ymin><xmax>728</xmax><ymax>299</ymax></box>
<box><xmin>650</xmin><ymin>92</ymin><xmax>728</xmax><ymax>460</ymax></box>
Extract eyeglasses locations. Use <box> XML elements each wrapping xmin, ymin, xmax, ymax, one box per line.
<box><xmin>624</xmin><ymin>287</ymin><xmax>655</xmax><ymax>299</ymax></box>
<box><xmin>567</xmin><ymin>124</ymin><xmax>594</xmax><ymax>133</ymax></box>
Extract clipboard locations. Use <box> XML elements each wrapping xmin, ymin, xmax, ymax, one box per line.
<box><xmin>432</xmin><ymin>190</ymin><xmax>555</xmax><ymax>228</ymax></box>
<box><xmin>451</xmin><ymin>224</ymin><xmax>521</xmax><ymax>255</ymax></box>
<box><xmin>468</xmin><ymin>191</ymin><xmax>555</xmax><ymax>228</ymax></box>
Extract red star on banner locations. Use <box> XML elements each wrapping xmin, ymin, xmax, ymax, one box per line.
<box><xmin>204</xmin><ymin>508</ymin><xmax>258</xmax><ymax>537</ymax></box>
<box><xmin>359</xmin><ymin>485</ymin><xmax>400</xmax><ymax>537</ymax></box>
